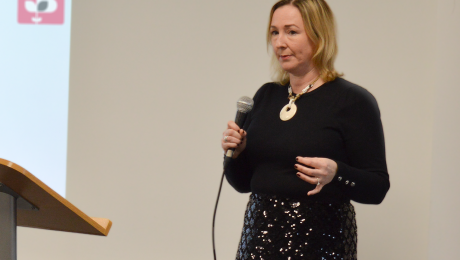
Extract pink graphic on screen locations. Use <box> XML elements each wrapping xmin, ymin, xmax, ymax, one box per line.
<box><xmin>18</xmin><ymin>0</ymin><xmax>64</xmax><ymax>24</ymax></box>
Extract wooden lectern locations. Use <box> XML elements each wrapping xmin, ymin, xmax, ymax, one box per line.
<box><xmin>0</xmin><ymin>158</ymin><xmax>112</xmax><ymax>260</ymax></box>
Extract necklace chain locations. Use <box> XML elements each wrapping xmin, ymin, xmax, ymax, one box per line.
<box><xmin>288</xmin><ymin>84</ymin><xmax>312</xmax><ymax>102</ymax></box>
<box><xmin>287</xmin><ymin>77</ymin><xmax>320</xmax><ymax>106</ymax></box>
<box><xmin>280</xmin><ymin>77</ymin><xmax>321</xmax><ymax>121</ymax></box>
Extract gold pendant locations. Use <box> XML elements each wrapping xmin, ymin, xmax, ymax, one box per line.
<box><xmin>280</xmin><ymin>103</ymin><xmax>297</xmax><ymax>121</ymax></box>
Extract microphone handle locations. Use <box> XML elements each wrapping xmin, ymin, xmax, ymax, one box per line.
<box><xmin>224</xmin><ymin>111</ymin><xmax>247</xmax><ymax>166</ymax></box>
<box><xmin>234</xmin><ymin>110</ymin><xmax>247</xmax><ymax>128</ymax></box>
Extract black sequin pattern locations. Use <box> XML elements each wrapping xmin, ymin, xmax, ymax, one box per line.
<box><xmin>236</xmin><ymin>193</ymin><xmax>357</xmax><ymax>260</ymax></box>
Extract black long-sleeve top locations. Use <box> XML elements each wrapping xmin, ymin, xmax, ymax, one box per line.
<box><xmin>224</xmin><ymin>78</ymin><xmax>390</xmax><ymax>204</ymax></box>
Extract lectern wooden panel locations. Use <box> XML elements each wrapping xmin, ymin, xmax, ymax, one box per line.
<box><xmin>0</xmin><ymin>158</ymin><xmax>112</xmax><ymax>236</ymax></box>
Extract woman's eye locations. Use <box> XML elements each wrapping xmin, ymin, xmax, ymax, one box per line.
<box><xmin>288</xmin><ymin>30</ymin><xmax>298</xmax><ymax>35</ymax></box>
<box><xmin>271</xmin><ymin>31</ymin><xmax>279</xmax><ymax>36</ymax></box>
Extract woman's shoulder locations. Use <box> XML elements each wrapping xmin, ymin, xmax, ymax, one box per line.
<box><xmin>257</xmin><ymin>82</ymin><xmax>285</xmax><ymax>93</ymax></box>
<box><xmin>328</xmin><ymin>77</ymin><xmax>378</xmax><ymax>106</ymax></box>
<box><xmin>252</xmin><ymin>82</ymin><xmax>285</xmax><ymax>100</ymax></box>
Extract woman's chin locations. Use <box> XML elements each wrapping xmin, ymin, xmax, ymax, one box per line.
<box><xmin>280</xmin><ymin>65</ymin><xmax>294</xmax><ymax>73</ymax></box>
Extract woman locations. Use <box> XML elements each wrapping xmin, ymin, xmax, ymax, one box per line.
<box><xmin>221</xmin><ymin>0</ymin><xmax>390</xmax><ymax>259</ymax></box>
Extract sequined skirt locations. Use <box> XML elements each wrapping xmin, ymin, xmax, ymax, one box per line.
<box><xmin>236</xmin><ymin>193</ymin><xmax>357</xmax><ymax>260</ymax></box>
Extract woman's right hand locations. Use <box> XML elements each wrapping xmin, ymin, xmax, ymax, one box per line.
<box><xmin>221</xmin><ymin>121</ymin><xmax>247</xmax><ymax>158</ymax></box>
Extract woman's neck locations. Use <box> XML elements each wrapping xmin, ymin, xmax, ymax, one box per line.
<box><xmin>289</xmin><ymin>69</ymin><xmax>324</xmax><ymax>94</ymax></box>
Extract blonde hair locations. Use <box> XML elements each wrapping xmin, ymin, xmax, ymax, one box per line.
<box><xmin>267</xmin><ymin>0</ymin><xmax>342</xmax><ymax>85</ymax></box>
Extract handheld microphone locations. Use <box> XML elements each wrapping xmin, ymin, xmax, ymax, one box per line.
<box><xmin>224</xmin><ymin>96</ymin><xmax>254</xmax><ymax>166</ymax></box>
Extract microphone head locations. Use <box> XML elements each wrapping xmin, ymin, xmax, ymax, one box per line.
<box><xmin>237</xmin><ymin>96</ymin><xmax>254</xmax><ymax>113</ymax></box>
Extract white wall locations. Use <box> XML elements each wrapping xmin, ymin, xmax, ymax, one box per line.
<box><xmin>429</xmin><ymin>0</ymin><xmax>460</xmax><ymax>259</ymax></box>
<box><xmin>15</xmin><ymin>0</ymin><xmax>459</xmax><ymax>259</ymax></box>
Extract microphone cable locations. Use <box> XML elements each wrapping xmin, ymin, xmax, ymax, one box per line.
<box><xmin>212</xmin><ymin>171</ymin><xmax>225</xmax><ymax>260</ymax></box>
<box><xmin>212</xmin><ymin>96</ymin><xmax>253</xmax><ymax>260</ymax></box>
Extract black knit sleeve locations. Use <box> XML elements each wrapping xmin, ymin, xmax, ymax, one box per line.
<box><xmin>223</xmin><ymin>84</ymin><xmax>268</xmax><ymax>193</ymax></box>
<box><xmin>224</xmin><ymin>149</ymin><xmax>252</xmax><ymax>193</ymax></box>
<box><xmin>333</xmin><ymin>87</ymin><xmax>390</xmax><ymax>204</ymax></box>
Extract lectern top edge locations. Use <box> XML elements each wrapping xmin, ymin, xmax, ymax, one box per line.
<box><xmin>0</xmin><ymin>158</ymin><xmax>112</xmax><ymax>236</ymax></box>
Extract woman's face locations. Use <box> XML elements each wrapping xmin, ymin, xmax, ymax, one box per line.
<box><xmin>270</xmin><ymin>5</ymin><xmax>315</xmax><ymax>76</ymax></box>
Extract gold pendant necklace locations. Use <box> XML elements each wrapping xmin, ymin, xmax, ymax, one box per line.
<box><xmin>279</xmin><ymin>78</ymin><xmax>319</xmax><ymax>121</ymax></box>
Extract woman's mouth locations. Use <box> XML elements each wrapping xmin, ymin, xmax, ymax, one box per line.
<box><xmin>280</xmin><ymin>55</ymin><xmax>291</xmax><ymax>60</ymax></box>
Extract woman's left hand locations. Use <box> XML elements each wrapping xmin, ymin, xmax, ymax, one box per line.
<box><xmin>295</xmin><ymin>157</ymin><xmax>338</xmax><ymax>196</ymax></box>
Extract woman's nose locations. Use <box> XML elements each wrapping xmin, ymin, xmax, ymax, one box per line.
<box><xmin>275</xmin><ymin>34</ymin><xmax>287</xmax><ymax>48</ymax></box>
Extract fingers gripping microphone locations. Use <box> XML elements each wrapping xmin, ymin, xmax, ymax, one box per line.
<box><xmin>224</xmin><ymin>96</ymin><xmax>254</xmax><ymax>166</ymax></box>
